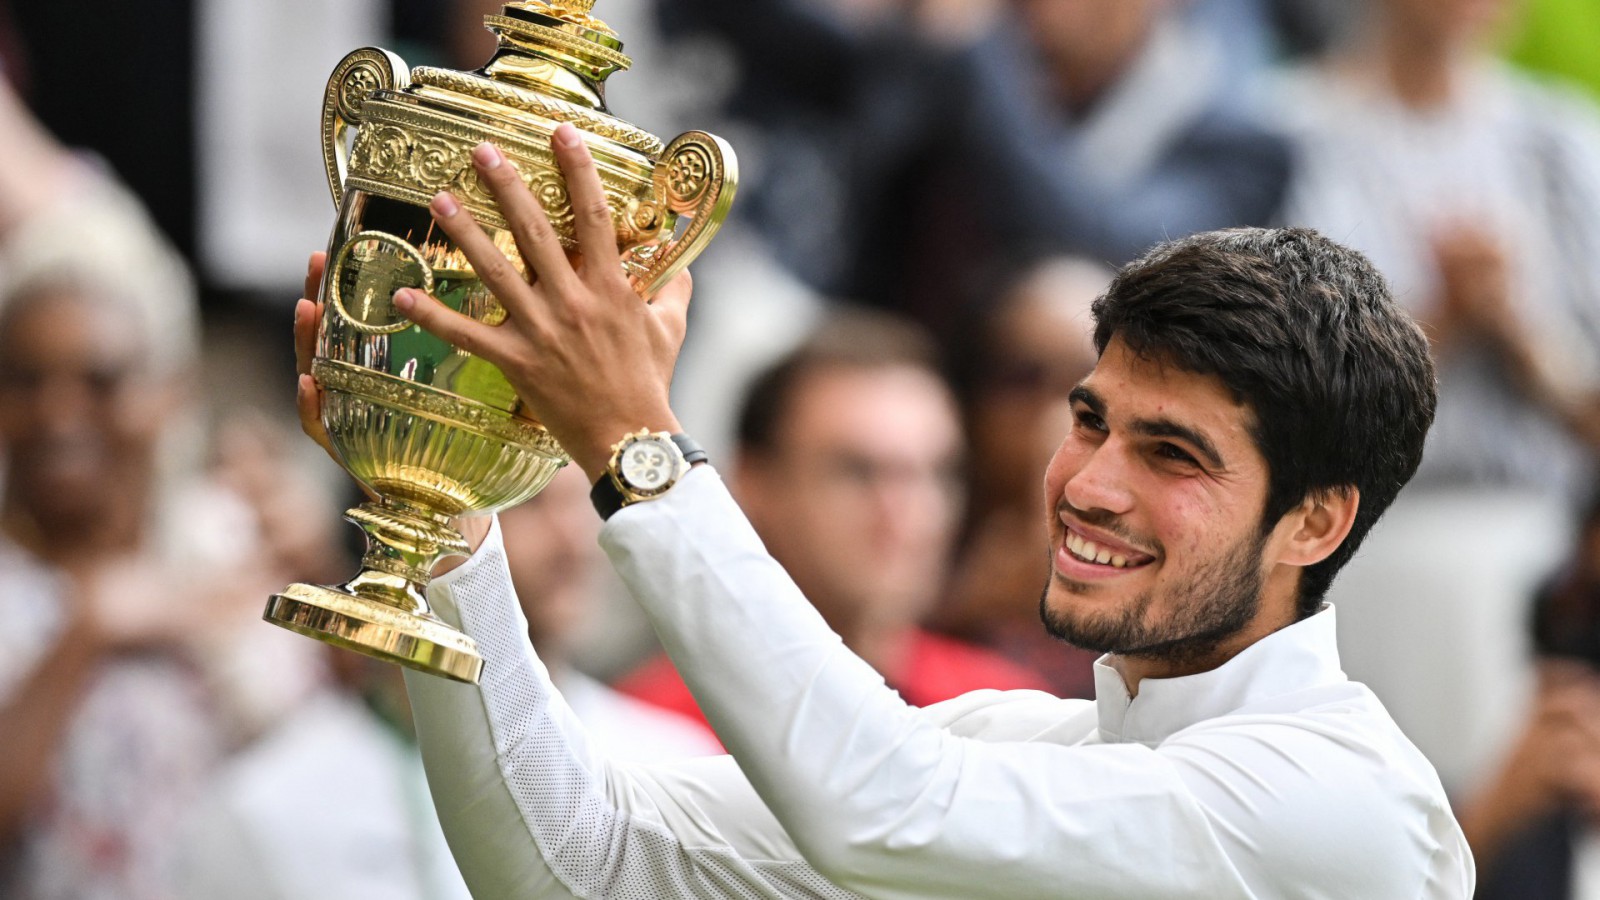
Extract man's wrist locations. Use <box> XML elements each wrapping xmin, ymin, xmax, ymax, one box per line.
<box><xmin>567</xmin><ymin>412</ymin><xmax>683</xmax><ymax>483</ymax></box>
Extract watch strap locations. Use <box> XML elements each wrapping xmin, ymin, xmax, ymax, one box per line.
<box><xmin>589</xmin><ymin>469</ymin><xmax>627</xmax><ymax>521</ymax></box>
<box><xmin>671</xmin><ymin>432</ymin><xmax>709</xmax><ymax>466</ymax></box>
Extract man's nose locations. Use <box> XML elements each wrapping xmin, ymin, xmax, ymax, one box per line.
<box><xmin>1059</xmin><ymin>441</ymin><xmax>1135</xmax><ymax>517</ymax></box>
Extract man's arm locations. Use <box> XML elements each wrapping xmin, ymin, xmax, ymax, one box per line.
<box><xmin>404</xmin><ymin>516</ymin><xmax>866</xmax><ymax>900</ymax></box>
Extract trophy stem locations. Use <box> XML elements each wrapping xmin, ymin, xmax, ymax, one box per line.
<box><xmin>264</xmin><ymin>501</ymin><xmax>484</xmax><ymax>683</ymax></box>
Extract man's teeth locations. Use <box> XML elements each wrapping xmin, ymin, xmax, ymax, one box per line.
<box><xmin>1067</xmin><ymin>532</ymin><xmax>1134</xmax><ymax>568</ymax></box>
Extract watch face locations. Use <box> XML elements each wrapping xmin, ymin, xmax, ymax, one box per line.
<box><xmin>618</xmin><ymin>436</ymin><xmax>680</xmax><ymax>492</ymax></box>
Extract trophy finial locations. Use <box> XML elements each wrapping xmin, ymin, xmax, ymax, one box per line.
<box><xmin>506</xmin><ymin>0</ymin><xmax>611</xmax><ymax>33</ymax></box>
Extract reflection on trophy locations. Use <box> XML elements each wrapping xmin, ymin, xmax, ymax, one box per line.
<box><xmin>263</xmin><ymin>0</ymin><xmax>738</xmax><ymax>683</ymax></box>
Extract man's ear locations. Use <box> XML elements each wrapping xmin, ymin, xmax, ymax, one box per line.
<box><xmin>1276</xmin><ymin>487</ymin><xmax>1361</xmax><ymax>568</ymax></box>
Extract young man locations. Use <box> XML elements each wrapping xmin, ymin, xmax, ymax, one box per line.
<box><xmin>295</xmin><ymin>127</ymin><xmax>1473</xmax><ymax>896</ymax></box>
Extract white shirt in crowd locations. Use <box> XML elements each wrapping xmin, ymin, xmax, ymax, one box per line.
<box><xmin>404</xmin><ymin>467</ymin><xmax>1474</xmax><ymax>899</ymax></box>
<box><xmin>174</xmin><ymin>673</ymin><xmax>718</xmax><ymax>900</ymax></box>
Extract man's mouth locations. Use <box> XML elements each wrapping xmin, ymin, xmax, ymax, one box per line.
<box><xmin>1062</xmin><ymin>528</ymin><xmax>1155</xmax><ymax>570</ymax></box>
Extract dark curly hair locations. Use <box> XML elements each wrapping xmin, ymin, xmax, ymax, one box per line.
<box><xmin>1092</xmin><ymin>227</ymin><xmax>1438</xmax><ymax>617</ymax></box>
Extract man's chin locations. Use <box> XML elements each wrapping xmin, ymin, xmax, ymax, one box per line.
<box><xmin>1038</xmin><ymin>578</ymin><xmax>1145</xmax><ymax>654</ymax></box>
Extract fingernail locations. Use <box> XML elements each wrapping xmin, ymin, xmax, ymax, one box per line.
<box><xmin>393</xmin><ymin>288</ymin><xmax>415</xmax><ymax>311</ymax></box>
<box><xmin>431</xmin><ymin>191</ymin><xmax>460</xmax><ymax>217</ymax></box>
<box><xmin>554</xmin><ymin>123</ymin><xmax>582</xmax><ymax>149</ymax></box>
<box><xmin>472</xmin><ymin>142</ymin><xmax>502</xmax><ymax>169</ymax></box>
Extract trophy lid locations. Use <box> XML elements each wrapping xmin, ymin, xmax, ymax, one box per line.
<box><xmin>403</xmin><ymin>0</ymin><xmax>664</xmax><ymax>158</ymax></box>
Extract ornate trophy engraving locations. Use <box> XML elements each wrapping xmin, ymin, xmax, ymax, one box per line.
<box><xmin>264</xmin><ymin>0</ymin><xmax>738</xmax><ymax>683</ymax></box>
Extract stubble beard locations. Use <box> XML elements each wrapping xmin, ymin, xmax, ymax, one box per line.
<box><xmin>1038</xmin><ymin>528</ymin><xmax>1267</xmax><ymax>668</ymax></box>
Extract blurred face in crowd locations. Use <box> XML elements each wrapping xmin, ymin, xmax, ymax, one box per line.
<box><xmin>1376</xmin><ymin>0</ymin><xmax>1518</xmax><ymax>47</ymax></box>
<box><xmin>500</xmin><ymin>465</ymin><xmax>605</xmax><ymax>656</ymax></box>
<box><xmin>1012</xmin><ymin>0</ymin><xmax>1164</xmax><ymax>108</ymax></box>
<box><xmin>1040</xmin><ymin>338</ymin><xmax>1301</xmax><ymax>666</ymax></box>
<box><xmin>969</xmin><ymin>262</ymin><xmax>1105</xmax><ymax>510</ymax></box>
<box><xmin>736</xmin><ymin>364</ymin><xmax>964</xmax><ymax>637</ymax></box>
<box><xmin>0</xmin><ymin>286</ymin><xmax>173</xmax><ymax>531</ymax></box>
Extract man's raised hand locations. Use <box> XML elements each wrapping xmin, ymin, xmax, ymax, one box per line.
<box><xmin>392</xmin><ymin>122</ymin><xmax>693</xmax><ymax>481</ymax></box>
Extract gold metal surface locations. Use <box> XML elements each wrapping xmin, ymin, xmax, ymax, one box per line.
<box><xmin>267</xmin><ymin>1</ymin><xmax>739</xmax><ymax>682</ymax></box>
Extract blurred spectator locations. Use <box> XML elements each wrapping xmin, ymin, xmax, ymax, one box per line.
<box><xmin>1278</xmin><ymin>0</ymin><xmax>1600</xmax><ymax>494</ymax></box>
<box><xmin>1460</xmin><ymin>490</ymin><xmax>1600</xmax><ymax>899</ymax></box>
<box><xmin>0</xmin><ymin>82</ymin><xmax>323</xmax><ymax>899</ymax></box>
<box><xmin>669</xmin><ymin>0</ymin><xmax>1292</xmax><ymax>341</ymax></box>
<box><xmin>1274</xmin><ymin>0</ymin><xmax>1600</xmax><ymax>791</ymax></box>
<box><xmin>175</xmin><ymin>467</ymin><xmax>714</xmax><ymax>899</ymax></box>
<box><xmin>619</xmin><ymin>311</ymin><xmax>1049</xmax><ymax>724</ymax></box>
<box><xmin>937</xmin><ymin>258</ymin><xmax>1109</xmax><ymax>699</ymax></box>
<box><xmin>175</xmin><ymin>652</ymin><xmax>472</xmax><ymax>900</ymax></box>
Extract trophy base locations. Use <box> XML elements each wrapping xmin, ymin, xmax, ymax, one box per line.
<box><xmin>265</xmin><ymin>582</ymin><xmax>483</xmax><ymax>684</ymax></box>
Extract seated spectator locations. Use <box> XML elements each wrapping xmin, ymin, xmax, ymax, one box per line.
<box><xmin>937</xmin><ymin>257</ymin><xmax>1109</xmax><ymax>699</ymax></box>
<box><xmin>618</xmin><ymin>311</ymin><xmax>1049</xmax><ymax>724</ymax></box>
<box><xmin>1460</xmin><ymin>486</ymin><xmax>1600</xmax><ymax>899</ymax></box>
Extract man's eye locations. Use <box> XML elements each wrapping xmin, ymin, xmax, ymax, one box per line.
<box><xmin>1074</xmin><ymin>410</ymin><xmax>1107</xmax><ymax>433</ymax></box>
<box><xmin>1156</xmin><ymin>443</ymin><xmax>1198</xmax><ymax>466</ymax></box>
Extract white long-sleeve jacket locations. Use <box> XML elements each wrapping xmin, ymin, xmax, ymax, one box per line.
<box><xmin>404</xmin><ymin>467</ymin><xmax>1473</xmax><ymax>898</ymax></box>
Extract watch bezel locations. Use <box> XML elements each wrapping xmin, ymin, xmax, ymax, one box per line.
<box><xmin>607</xmin><ymin>429</ymin><xmax>689</xmax><ymax>505</ymax></box>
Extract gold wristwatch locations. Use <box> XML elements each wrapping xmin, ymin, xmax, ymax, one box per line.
<box><xmin>590</xmin><ymin>430</ymin><xmax>708</xmax><ymax>520</ymax></box>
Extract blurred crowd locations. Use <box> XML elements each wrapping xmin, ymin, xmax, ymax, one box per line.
<box><xmin>2</xmin><ymin>0</ymin><xmax>1600</xmax><ymax>895</ymax></box>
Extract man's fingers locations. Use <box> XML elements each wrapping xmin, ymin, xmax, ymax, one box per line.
<box><xmin>428</xmin><ymin>190</ymin><xmax>546</xmax><ymax>328</ymax></box>
<box><xmin>650</xmin><ymin>269</ymin><xmax>693</xmax><ymax>346</ymax></box>
<box><xmin>394</xmin><ymin>287</ymin><xmax>512</xmax><ymax>365</ymax></box>
<box><xmin>296</xmin><ymin>374</ymin><xmax>335</xmax><ymax>458</ymax></box>
<box><xmin>551</xmin><ymin>123</ymin><xmax>623</xmax><ymax>279</ymax></box>
<box><xmin>304</xmin><ymin>251</ymin><xmax>327</xmax><ymax>304</ymax></box>
<box><xmin>466</xmin><ymin>143</ymin><xmax>581</xmax><ymax>297</ymax></box>
<box><xmin>294</xmin><ymin>298</ymin><xmax>320</xmax><ymax>378</ymax></box>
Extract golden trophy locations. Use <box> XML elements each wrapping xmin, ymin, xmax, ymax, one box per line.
<box><xmin>264</xmin><ymin>0</ymin><xmax>738</xmax><ymax>683</ymax></box>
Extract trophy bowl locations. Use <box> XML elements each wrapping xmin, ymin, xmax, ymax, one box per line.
<box><xmin>264</xmin><ymin>0</ymin><xmax>738</xmax><ymax>683</ymax></box>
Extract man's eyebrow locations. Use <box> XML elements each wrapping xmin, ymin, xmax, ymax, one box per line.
<box><xmin>1069</xmin><ymin>384</ymin><xmax>1225</xmax><ymax>468</ymax></box>
<box><xmin>1067</xmin><ymin>384</ymin><xmax>1103</xmax><ymax>415</ymax></box>
<box><xmin>1131</xmin><ymin>417</ymin><xmax>1225</xmax><ymax>469</ymax></box>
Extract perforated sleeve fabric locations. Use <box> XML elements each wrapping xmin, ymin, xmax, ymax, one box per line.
<box><xmin>403</xmin><ymin>517</ymin><xmax>866</xmax><ymax>900</ymax></box>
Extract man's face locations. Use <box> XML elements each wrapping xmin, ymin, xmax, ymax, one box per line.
<box><xmin>1040</xmin><ymin>337</ymin><xmax>1276</xmax><ymax>663</ymax></box>
<box><xmin>737</xmin><ymin>365</ymin><xmax>964</xmax><ymax>635</ymax></box>
<box><xmin>0</xmin><ymin>290</ymin><xmax>167</xmax><ymax>524</ymax></box>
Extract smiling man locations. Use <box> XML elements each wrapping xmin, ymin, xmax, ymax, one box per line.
<box><xmin>297</xmin><ymin>127</ymin><xmax>1473</xmax><ymax>897</ymax></box>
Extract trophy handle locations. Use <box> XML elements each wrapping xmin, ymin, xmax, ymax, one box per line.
<box><xmin>322</xmin><ymin>47</ymin><xmax>411</xmax><ymax>210</ymax></box>
<box><xmin>627</xmin><ymin>132</ymin><xmax>739</xmax><ymax>298</ymax></box>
